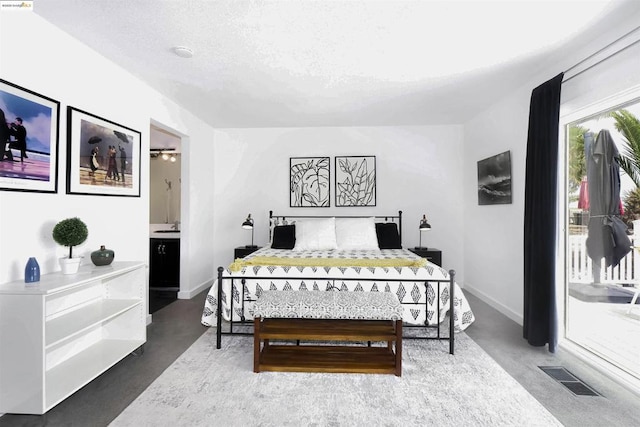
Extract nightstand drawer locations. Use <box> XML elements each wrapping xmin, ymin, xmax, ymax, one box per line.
<box><xmin>408</xmin><ymin>248</ymin><xmax>442</xmax><ymax>267</ymax></box>
<box><xmin>234</xmin><ymin>246</ymin><xmax>262</xmax><ymax>259</ymax></box>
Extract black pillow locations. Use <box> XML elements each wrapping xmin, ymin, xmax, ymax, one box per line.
<box><xmin>271</xmin><ymin>225</ymin><xmax>296</xmax><ymax>249</ymax></box>
<box><xmin>375</xmin><ymin>222</ymin><xmax>402</xmax><ymax>249</ymax></box>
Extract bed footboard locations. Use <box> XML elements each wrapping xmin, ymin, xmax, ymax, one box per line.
<box><xmin>214</xmin><ymin>266</ymin><xmax>456</xmax><ymax>354</ymax></box>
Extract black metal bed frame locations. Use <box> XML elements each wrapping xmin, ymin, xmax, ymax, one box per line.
<box><xmin>268</xmin><ymin>210</ymin><xmax>403</xmax><ymax>241</ymax></box>
<box><xmin>214</xmin><ymin>210</ymin><xmax>456</xmax><ymax>354</ymax></box>
<box><xmin>215</xmin><ymin>269</ymin><xmax>456</xmax><ymax>354</ymax></box>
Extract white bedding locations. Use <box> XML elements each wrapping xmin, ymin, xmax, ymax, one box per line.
<box><xmin>201</xmin><ymin>247</ymin><xmax>475</xmax><ymax>332</ymax></box>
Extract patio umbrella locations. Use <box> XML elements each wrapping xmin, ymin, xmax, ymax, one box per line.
<box><xmin>578</xmin><ymin>176</ymin><xmax>589</xmax><ymax>210</ymax></box>
<box><xmin>113</xmin><ymin>130</ymin><xmax>129</xmax><ymax>143</ymax></box>
<box><xmin>585</xmin><ymin>130</ymin><xmax>631</xmax><ymax>274</ymax></box>
<box><xmin>87</xmin><ymin>136</ymin><xmax>101</xmax><ymax>144</ymax></box>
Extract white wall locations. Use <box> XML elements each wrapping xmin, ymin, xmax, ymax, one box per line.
<box><xmin>212</xmin><ymin>126</ymin><xmax>466</xmax><ymax>282</ymax></box>
<box><xmin>0</xmin><ymin>13</ymin><xmax>216</xmax><ymax>299</ymax></box>
<box><xmin>462</xmin><ymin>7</ymin><xmax>640</xmax><ymax>324</ymax></box>
<box><xmin>462</xmin><ymin>86</ymin><xmax>531</xmax><ymax>322</ymax></box>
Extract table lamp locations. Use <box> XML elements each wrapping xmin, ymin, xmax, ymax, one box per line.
<box><xmin>417</xmin><ymin>214</ymin><xmax>431</xmax><ymax>250</ymax></box>
<box><xmin>242</xmin><ymin>214</ymin><xmax>257</xmax><ymax>248</ymax></box>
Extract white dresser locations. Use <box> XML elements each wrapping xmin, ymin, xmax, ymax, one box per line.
<box><xmin>0</xmin><ymin>261</ymin><xmax>146</xmax><ymax>415</ymax></box>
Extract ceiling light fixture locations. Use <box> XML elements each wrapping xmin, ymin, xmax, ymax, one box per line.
<box><xmin>173</xmin><ymin>46</ymin><xmax>193</xmax><ymax>59</ymax></box>
<box><xmin>150</xmin><ymin>148</ymin><xmax>178</xmax><ymax>161</ymax></box>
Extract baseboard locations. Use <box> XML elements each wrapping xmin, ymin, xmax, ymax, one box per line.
<box><xmin>177</xmin><ymin>278</ymin><xmax>214</xmax><ymax>299</ymax></box>
<box><xmin>464</xmin><ymin>283</ymin><xmax>523</xmax><ymax>325</ymax></box>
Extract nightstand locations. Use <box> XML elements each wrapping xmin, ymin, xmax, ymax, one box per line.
<box><xmin>234</xmin><ymin>246</ymin><xmax>262</xmax><ymax>259</ymax></box>
<box><xmin>408</xmin><ymin>247</ymin><xmax>442</xmax><ymax>267</ymax></box>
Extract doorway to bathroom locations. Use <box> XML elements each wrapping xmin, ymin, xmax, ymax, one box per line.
<box><xmin>149</xmin><ymin>125</ymin><xmax>182</xmax><ymax>313</ymax></box>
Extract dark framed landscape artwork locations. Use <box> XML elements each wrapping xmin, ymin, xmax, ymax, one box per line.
<box><xmin>0</xmin><ymin>78</ymin><xmax>60</xmax><ymax>193</ymax></box>
<box><xmin>335</xmin><ymin>155</ymin><xmax>376</xmax><ymax>207</ymax></box>
<box><xmin>67</xmin><ymin>106</ymin><xmax>141</xmax><ymax>197</ymax></box>
<box><xmin>290</xmin><ymin>156</ymin><xmax>330</xmax><ymax>207</ymax></box>
<box><xmin>477</xmin><ymin>150</ymin><xmax>512</xmax><ymax>205</ymax></box>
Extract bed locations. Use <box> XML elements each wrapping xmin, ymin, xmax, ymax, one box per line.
<box><xmin>201</xmin><ymin>211</ymin><xmax>475</xmax><ymax>354</ymax></box>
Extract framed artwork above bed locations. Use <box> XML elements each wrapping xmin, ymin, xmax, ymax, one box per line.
<box><xmin>290</xmin><ymin>157</ymin><xmax>330</xmax><ymax>207</ymax></box>
<box><xmin>335</xmin><ymin>155</ymin><xmax>376</xmax><ymax>207</ymax></box>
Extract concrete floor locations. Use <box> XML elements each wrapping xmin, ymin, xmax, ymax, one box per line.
<box><xmin>464</xmin><ymin>291</ymin><xmax>640</xmax><ymax>427</ymax></box>
<box><xmin>1</xmin><ymin>289</ymin><xmax>639</xmax><ymax>426</ymax></box>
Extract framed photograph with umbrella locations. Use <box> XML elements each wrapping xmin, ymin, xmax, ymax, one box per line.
<box><xmin>0</xmin><ymin>78</ymin><xmax>60</xmax><ymax>193</ymax></box>
<box><xmin>66</xmin><ymin>106</ymin><xmax>141</xmax><ymax>197</ymax></box>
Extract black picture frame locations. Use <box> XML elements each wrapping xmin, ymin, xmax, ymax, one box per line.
<box><xmin>0</xmin><ymin>78</ymin><xmax>60</xmax><ymax>193</ymax></box>
<box><xmin>477</xmin><ymin>150</ymin><xmax>512</xmax><ymax>205</ymax></box>
<box><xmin>290</xmin><ymin>157</ymin><xmax>330</xmax><ymax>207</ymax></box>
<box><xmin>335</xmin><ymin>155</ymin><xmax>376</xmax><ymax>207</ymax></box>
<box><xmin>66</xmin><ymin>106</ymin><xmax>141</xmax><ymax>197</ymax></box>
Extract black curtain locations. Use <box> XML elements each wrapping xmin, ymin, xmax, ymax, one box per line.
<box><xmin>523</xmin><ymin>72</ymin><xmax>564</xmax><ymax>352</ymax></box>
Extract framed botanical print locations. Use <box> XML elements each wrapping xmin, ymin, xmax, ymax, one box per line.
<box><xmin>0</xmin><ymin>78</ymin><xmax>60</xmax><ymax>193</ymax></box>
<box><xmin>290</xmin><ymin>157</ymin><xmax>330</xmax><ymax>207</ymax></box>
<box><xmin>335</xmin><ymin>155</ymin><xmax>376</xmax><ymax>207</ymax></box>
<box><xmin>66</xmin><ymin>106</ymin><xmax>141</xmax><ymax>197</ymax></box>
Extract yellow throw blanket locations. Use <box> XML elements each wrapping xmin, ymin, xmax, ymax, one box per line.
<box><xmin>229</xmin><ymin>256</ymin><xmax>427</xmax><ymax>272</ymax></box>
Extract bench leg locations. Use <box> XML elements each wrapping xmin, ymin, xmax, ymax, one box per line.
<box><xmin>254</xmin><ymin>317</ymin><xmax>261</xmax><ymax>373</ymax></box>
<box><xmin>395</xmin><ymin>319</ymin><xmax>402</xmax><ymax>376</ymax></box>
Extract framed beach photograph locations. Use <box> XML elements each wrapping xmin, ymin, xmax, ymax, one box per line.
<box><xmin>290</xmin><ymin>156</ymin><xmax>330</xmax><ymax>207</ymax></box>
<box><xmin>67</xmin><ymin>107</ymin><xmax>141</xmax><ymax>197</ymax></box>
<box><xmin>335</xmin><ymin>155</ymin><xmax>376</xmax><ymax>207</ymax></box>
<box><xmin>477</xmin><ymin>150</ymin><xmax>512</xmax><ymax>205</ymax></box>
<box><xmin>0</xmin><ymin>78</ymin><xmax>60</xmax><ymax>193</ymax></box>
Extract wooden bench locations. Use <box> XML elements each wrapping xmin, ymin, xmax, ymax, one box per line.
<box><xmin>253</xmin><ymin>290</ymin><xmax>403</xmax><ymax>376</ymax></box>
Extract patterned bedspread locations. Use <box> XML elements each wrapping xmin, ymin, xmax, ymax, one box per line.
<box><xmin>201</xmin><ymin>248</ymin><xmax>475</xmax><ymax>332</ymax></box>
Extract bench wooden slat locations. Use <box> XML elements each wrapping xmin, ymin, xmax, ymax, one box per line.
<box><xmin>253</xmin><ymin>290</ymin><xmax>402</xmax><ymax>376</ymax></box>
<box><xmin>259</xmin><ymin>345</ymin><xmax>397</xmax><ymax>374</ymax></box>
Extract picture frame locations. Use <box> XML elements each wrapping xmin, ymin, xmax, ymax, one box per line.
<box><xmin>477</xmin><ymin>150</ymin><xmax>512</xmax><ymax>205</ymax></box>
<box><xmin>67</xmin><ymin>107</ymin><xmax>141</xmax><ymax>197</ymax></box>
<box><xmin>0</xmin><ymin>78</ymin><xmax>60</xmax><ymax>193</ymax></box>
<box><xmin>335</xmin><ymin>155</ymin><xmax>376</xmax><ymax>207</ymax></box>
<box><xmin>290</xmin><ymin>157</ymin><xmax>330</xmax><ymax>207</ymax></box>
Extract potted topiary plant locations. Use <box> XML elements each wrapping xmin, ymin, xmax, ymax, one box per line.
<box><xmin>52</xmin><ymin>217</ymin><xmax>88</xmax><ymax>274</ymax></box>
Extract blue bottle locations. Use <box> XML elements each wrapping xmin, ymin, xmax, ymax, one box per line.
<box><xmin>25</xmin><ymin>257</ymin><xmax>40</xmax><ymax>283</ymax></box>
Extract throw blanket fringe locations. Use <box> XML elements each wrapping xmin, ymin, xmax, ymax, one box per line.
<box><xmin>229</xmin><ymin>256</ymin><xmax>427</xmax><ymax>272</ymax></box>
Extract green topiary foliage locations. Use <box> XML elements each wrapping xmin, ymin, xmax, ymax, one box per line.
<box><xmin>52</xmin><ymin>217</ymin><xmax>88</xmax><ymax>258</ymax></box>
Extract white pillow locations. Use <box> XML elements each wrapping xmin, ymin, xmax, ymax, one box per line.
<box><xmin>335</xmin><ymin>217</ymin><xmax>380</xmax><ymax>251</ymax></box>
<box><xmin>293</xmin><ymin>218</ymin><xmax>338</xmax><ymax>251</ymax></box>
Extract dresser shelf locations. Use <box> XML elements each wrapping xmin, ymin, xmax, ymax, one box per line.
<box><xmin>0</xmin><ymin>261</ymin><xmax>146</xmax><ymax>415</ymax></box>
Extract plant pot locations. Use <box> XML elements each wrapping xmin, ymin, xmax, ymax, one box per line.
<box><xmin>91</xmin><ymin>245</ymin><xmax>115</xmax><ymax>266</ymax></box>
<box><xmin>59</xmin><ymin>256</ymin><xmax>82</xmax><ymax>275</ymax></box>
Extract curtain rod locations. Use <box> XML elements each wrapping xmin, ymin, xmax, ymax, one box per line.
<box><xmin>563</xmin><ymin>24</ymin><xmax>640</xmax><ymax>84</ymax></box>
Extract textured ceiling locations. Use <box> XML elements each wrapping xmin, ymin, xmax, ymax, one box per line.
<box><xmin>34</xmin><ymin>0</ymin><xmax>637</xmax><ymax>128</ymax></box>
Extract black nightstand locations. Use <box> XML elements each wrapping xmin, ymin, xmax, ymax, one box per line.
<box><xmin>408</xmin><ymin>247</ymin><xmax>442</xmax><ymax>267</ymax></box>
<box><xmin>234</xmin><ymin>246</ymin><xmax>262</xmax><ymax>259</ymax></box>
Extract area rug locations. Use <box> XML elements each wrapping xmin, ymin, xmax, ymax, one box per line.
<box><xmin>110</xmin><ymin>329</ymin><xmax>561</xmax><ymax>426</ymax></box>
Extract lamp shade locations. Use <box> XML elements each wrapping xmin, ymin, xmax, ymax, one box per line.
<box><xmin>419</xmin><ymin>214</ymin><xmax>431</xmax><ymax>231</ymax></box>
<box><xmin>242</xmin><ymin>214</ymin><xmax>254</xmax><ymax>229</ymax></box>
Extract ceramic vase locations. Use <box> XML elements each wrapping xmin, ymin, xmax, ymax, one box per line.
<box><xmin>24</xmin><ymin>257</ymin><xmax>40</xmax><ymax>283</ymax></box>
<box><xmin>91</xmin><ymin>245</ymin><xmax>115</xmax><ymax>266</ymax></box>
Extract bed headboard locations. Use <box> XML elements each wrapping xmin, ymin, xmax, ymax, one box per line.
<box><xmin>268</xmin><ymin>210</ymin><xmax>403</xmax><ymax>243</ymax></box>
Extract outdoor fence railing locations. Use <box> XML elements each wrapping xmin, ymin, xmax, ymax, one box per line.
<box><xmin>568</xmin><ymin>222</ymin><xmax>639</xmax><ymax>284</ymax></box>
